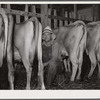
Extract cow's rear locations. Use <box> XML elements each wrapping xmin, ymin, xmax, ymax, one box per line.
<box><xmin>7</xmin><ymin>16</ymin><xmax>45</xmax><ymax>90</ymax></box>
<box><xmin>0</xmin><ymin>9</ymin><xmax>8</xmax><ymax>67</ymax></box>
<box><xmin>46</xmin><ymin>21</ymin><xmax>87</xmax><ymax>88</ymax></box>
<box><xmin>86</xmin><ymin>21</ymin><xmax>100</xmax><ymax>79</ymax></box>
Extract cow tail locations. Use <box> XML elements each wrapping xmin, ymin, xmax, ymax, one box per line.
<box><xmin>33</xmin><ymin>17</ymin><xmax>39</xmax><ymax>49</ymax></box>
<box><xmin>33</xmin><ymin>16</ymin><xmax>43</xmax><ymax>60</ymax></box>
<box><xmin>77</xmin><ymin>22</ymin><xmax>87</xmax><ymax>61</ymax></box>
<box><xmin>33</xmin><ymin>17</ymin><xmax>44</xmax><ymax>89</ymax></box>
<box><xmin>83</xmin><ymin>24</ymin><xmax>87</xmax><ymax>50</ymax></box>
<box><xmin>0</xmin><ymin>9</ymin><xmax>8</xmax><ymax>58</ymax></box>
<box><xmin>82</xmin><ymin>24</ymin><xmax>88</xmax><ymax>55</ymax></box>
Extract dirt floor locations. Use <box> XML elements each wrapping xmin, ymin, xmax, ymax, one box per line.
<box><xmin>0</xmin><ymin>52</ymin><xmax>100</xmax><ymax>90</ymax></box>
<box><xmin>0</xmin><ymin>63</ymin><xmax>100</xmax><ymax>90</ymax></box>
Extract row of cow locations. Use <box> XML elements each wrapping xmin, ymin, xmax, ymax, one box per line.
<box><xmin>0</xmin><ymin>8</ymin><xmax>100</xmax><ymax>89</ymax></box>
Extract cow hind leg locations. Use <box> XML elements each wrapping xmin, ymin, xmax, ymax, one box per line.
<box><xmin>76</xmin><ymin>49</ymin><xmax>83</xmax><ymax>80</ymax></box>
<box><xmin>20</xmin><ymin>49</ymin><xmax>32</xmax><ymax>90</ymax></box>
<box><xmin>70</xmin><ymin>62</ymin><xmax>78</xmax><ymax>81</ymax></box>
<box><xmin>63</xmin><ymin>59</ymin><xmax>68</xmax><ymax>72</ymax></box>
<box><xmin>64</xmin><ymin>58</ymin><xmax>71</xmax><ymax>72</ymax></box>
<box><xmin>8</xmin><ymin>65</ymin><xmax>14</xmax><ymax>89</ymax></box>
<box><xmin>23</xmin><ymin>58</ymin><xmax>32</xmax><ymax>90</ymax></box>
<box><xmin>7</xmin><ymin>52</ymin><xmax>14</xmax><ymax>89</ymax></box>
<box><xmin>88</xmin><ymin>52</ymin><xmax>97</xmax><ymax>79</ymax></box>
<box><xmin>97</xmin><ymin>62</ymin><xmax>100</xmax><ymax>79</ymax></box>
<box><xmin>67</xmin><ymin>58</ymin><xmax>71</xmax><ymax>72</ymax></box>
<box><xmin>37</xmin><ymin>60</ymin><xmax>45</xmax><ymax>89</ymax></box>
<box><xmin>76</xmin><ymin>61</ymin><xmax>82</xmax><ymax>80</ymax></box>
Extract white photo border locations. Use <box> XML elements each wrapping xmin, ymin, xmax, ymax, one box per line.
<box><xmin>0</xmin><ymin>1</ymin><xmax>100</xmax><ymax>99</ymax></box>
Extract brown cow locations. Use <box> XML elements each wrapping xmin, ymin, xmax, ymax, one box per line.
<box><xmin>46</xmin><ymin>21</ymin><xmax>87</xmax><ymax>88</ymax></box>
<box><xmin>7</xmin><ymin>15</ymin><xmax>45</xmax><ymax>89</ymax></box>
<box><xmin>86</xmin><ymin>21</ymin><xmax>100</xmax><ymax>79</ymax></box>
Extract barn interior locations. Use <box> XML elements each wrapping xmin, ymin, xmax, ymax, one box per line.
<box><xmin>0</xmin><ymin>4</ymin><xmax>100</xmax><ymax>90</ymax></box>
<box><xmin>1</xmin><ymin>4</ymin><xmax>100</xmax><ymax>27</ymax></box>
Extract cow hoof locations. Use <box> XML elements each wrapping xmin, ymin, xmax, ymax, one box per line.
<box><xmin>41</xmin><ymin>87</ymin><xmax>45</xmax><ymax>90</ymax></box>
<box><xmin>35</xmin><ymin>86</ymin><xmax>45</xmax><ymax>90</ymax></box>
<box><xmin>67</xmin><ymin>81</ymin><xmax>75</xmax><ymax>85</ymax></box>
<box><xmin>76</xmin><ymin>79</ymin><xmax>82</xmax><ymax>84</ymax></box>
<box><xmin>26</xmin><ymin>87</ymin><xmax>31</xmax><ymax>90</ymax></box>
<box><xmin>35</xmin><ymin>87</ymin><xmax>40</xmax><ymax>90</ymax></box>
<box><xmin>84</xmin><ymin>77</ymin><xmax>91</xmax><ymax>82</ymax></box>
<box><xmin>97</xmin><ymin>74</ymin><xmax>100</xmax><ymax>79</ymax></box>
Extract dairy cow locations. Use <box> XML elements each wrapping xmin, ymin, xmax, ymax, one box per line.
<box><xmin>86</xmin><ymin>21</ymin><xmax>100</xmax><ymax>79</ymax></box>
<box><xmin>46</xmin><ymin>21</ymin><xmax>87</xmax><ymax>88</ymax></box>
<box><xmin>7</xmin><ymin>15</ymin><xmax>45</xmax><ymax>89</ymax></box>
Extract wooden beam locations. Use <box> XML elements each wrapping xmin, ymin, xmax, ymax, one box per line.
<box><xmin>59</xmin><ymin>8</ymin><xmax>64</xmax><ymax>27</ymax></box>
<box><xmin>7</xmin><ymin>4</ymin><xmax>11</xmax><ymax>9</ymax></box>
<box><xmin>54</xmin><ymin>9</ymin><xmax>57</xmax><ymax>28</ymax></box>
<box><xmin>94</xmin><ymin>4</ymin><xmax>99</xmax><ymax>21</ymax></box>
<box><xmin>47</xmin><ymin>8</ymin><xmax>51</xmax><ymax>27</ymax></box>
<box><xmin>64</xmin><ymin>11</ymin><xmax>68</xmax><ymax>26</ymax></box>
<box><xmin>3</xmin><ymin>8</ymin><xmax>42</xmax><ymax>17</ymax></box>
<box><xmin>24</xmin><ymin>4</ymin><xmax>28</xmax><ymax>21</ymax></box>
<box><xmin>92</xmin><ymin>4</ymin><xmax>95</xmax><ymax>21</ymax></box>
<box><xmin>41</xmin><ymin>4</ymin><xmax>48</xmax><ymax>28</ymax></box>
<box><xmin>31</xmin><ymin>5</ymin><xmax>36</xmax><ymax>13</ymax></box>
<box><xmin>0</xmin><ymin>8</ymin><xmax>91</xmax><ymax>23</ymax></box>
<box><xmin>74</xmin><ymin>4</ymin><xmax>78</xmax><ymax>19</ymax></box>
<box><xmin>48</xmin><ymin>15</ymin><xmax>91</xmax><ymax>23</ymax></box>
<box><xmin>69</xmin><ymin>12</ymin><xmax>73</xmax><ymax>23</ymax></box>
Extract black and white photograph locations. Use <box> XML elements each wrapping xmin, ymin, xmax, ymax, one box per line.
<box><xmin>0</xmin><ymin>1</ymin><xmax>100</xmax><ymax>94</ymax></box>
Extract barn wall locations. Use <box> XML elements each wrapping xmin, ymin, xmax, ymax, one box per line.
<box><xmin>78</xmin><ymin>7</ymin><xmax>92</xmax><ymax>21</ymax></box>
<box><xmin>69</xmin><ymin>7</ymin><xmax>93</xmax><ymax>21</ymax></box>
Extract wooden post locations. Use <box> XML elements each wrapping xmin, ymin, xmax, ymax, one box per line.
<box><xmin>90</xmin><ymin>16</ymin><xmax>93</xmax><ymax>21</ymax></box>
<box><xmin>78</xmin><ymin>14</ymin><xmax>81</xmax><ymax>19</ymax></box>
<box><xmin>47</xmin><ymin>8</ymin><xmax>51</xmax><ymax>27</ymax></box>
<box><xmin>24</xmin><ymin>4</ymin><xmax>28</xmax><ymax>21</ymax></box>
<box><xmin>83</xmin><ymin>15</ymin><xmax>86</xmax><ymax>20</ymax></box>
<box><xmin>74</xmin><ymin>4</ymin><xmax>78</xmax><ymax>19</ymax></box>
<box><xmin>59</xmin><ymin>8</ymin><xmax>64</xmax><ymax>27</ymax></box>
<box><xmin>7</xmin><ymin>4</ymin><xmax>11</xmax><ymax>9</ymax></box>
<box><xmin>92</xmin><ymin>4</ymin><xmax>95</xmax><ymax>21</ymax></box>
<box><xmin>54</xmin><ymin>9</ymin><xmax>57</xmax><ymax>28</ymax></box>
<box><xmin>69</xmin><ymin>12</ymin><xmax>73</xmax><ymax>24</ymax></box>
<box><xmin>59</xmin><ymin>20</ymin><xmax>63</xmax><ymax>27</ymax></box>
<box><xmin>95</xmin><ymin>4</ymin><xmax>99</xmax><ymax>21</ymax></box>
<box><xmin>41</xmin><ymin>4</ymin><xmax>48</xmax><ymax>29</ymax></box>
<box><xmin>31</xmin><ymin>5</ymin><xmax>36</xmax><ymax>14</ymax></box>
<box><xmin>92</xmin><ymin>4</ymin><xmax>100</xmax><ymax>21</ymax></box>
<box><xmin>64</xmin><ymin>11</ymin><xmax>68</xmax><ymax>26</ymax></box>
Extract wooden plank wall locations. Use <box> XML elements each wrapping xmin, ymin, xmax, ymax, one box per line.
<box><xmin>0</xmin><ymin>4</ymin><xmax>92</xmax><ymax>29</ymax></box>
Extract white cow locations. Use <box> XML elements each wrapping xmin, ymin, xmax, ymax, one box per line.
<box><xmin>7</xmin><ymin>15</ymin><xmax>45</xmax><ymax>89</ymax></box>
<box><xmin>46</xmin><ymin>21</ymin><xmax>87</xmax><ymax>88</ymax></box>
<box><xmin>86</xmin><ymin>21</ymin><xmax>100</xmax><ymax>79</ymax></box>
<box><xmin>0</xmin><ymin>9</ymin><xmax>8</xmax><ymax>67</ymax></box>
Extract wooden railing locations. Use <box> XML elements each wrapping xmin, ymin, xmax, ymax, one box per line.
<box><xmin>0</xmin><ymin>4</ymin><xmax>91</xmax><ymax>29</ymax></box>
